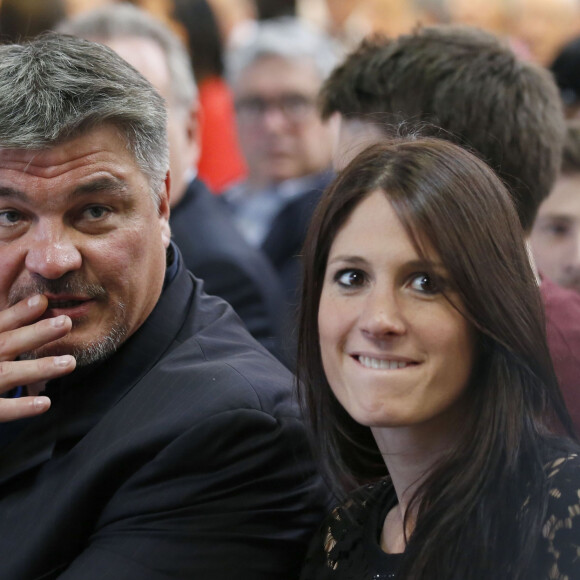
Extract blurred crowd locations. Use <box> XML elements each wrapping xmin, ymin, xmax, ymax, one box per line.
<box><xmin>4</xmin><ymin>0</ymin><xmax>580</xmax><ymax>68</ymax></box>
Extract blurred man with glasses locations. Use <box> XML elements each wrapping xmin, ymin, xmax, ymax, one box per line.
<box><xmin>224</xmin><ymin>18</ymin><xmax>339</xmax><ymax>359</ymax></box>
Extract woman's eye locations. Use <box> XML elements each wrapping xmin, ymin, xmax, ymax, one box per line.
<box><xmin>335</xmin><ymin>269</ymin><xmax>366</xmax><ymax>288</ymax></box>
<box><xmin>408</xmin><ymin>273</ymin><xmax>441</xmax><ymax>295</ymax></box>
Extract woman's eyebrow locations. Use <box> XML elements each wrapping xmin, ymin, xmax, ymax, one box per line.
<box><xmin>326</xmin><ymin>255</ymin><xmax>370</xmax><ymax>267</ymax></box>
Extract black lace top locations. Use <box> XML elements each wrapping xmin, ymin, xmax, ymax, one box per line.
<box><xmin>300</xmin><ymin>450</ymin><xmax>580</xmax><ymax>579</ymax></box>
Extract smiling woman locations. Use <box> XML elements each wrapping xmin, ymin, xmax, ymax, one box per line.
<box><xmin>318</xmin><ymin>189</ymin><xmax>475</xmax><ymax>432</ymax></box>
<box><xmin>297</xmin><ymin>138</ymin><xmax>580</xmax><ymax>580</ymax></box>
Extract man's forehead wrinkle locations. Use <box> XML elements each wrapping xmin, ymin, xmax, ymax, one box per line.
<box><xmin>0</xmin><ymin>153</ymin><xmax>127</xmax><ymax>185</ymax></box>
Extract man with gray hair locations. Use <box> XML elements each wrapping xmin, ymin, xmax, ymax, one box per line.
<box><xmin>59</xmin><ymin>3</ymin><xmax>287</xmax><ymax>360</ymax></box>
<box><xmin>0</xmin><ymin>32</ymin><xmax>328</xmax><ymax>579</ymax></box>
<box><xmin>224</xmin><ymin>18</ymin><xmax>339</xmax><ymax>347</ymax></box>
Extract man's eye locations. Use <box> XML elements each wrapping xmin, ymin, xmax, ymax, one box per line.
<box><xmin>236</xmin><ymin>97</ymin><xmax>265</xmax><ymax>115</ymax></box>
<box><xmin>408</xmin><ymin>273</ymin><xmax>441</xmax><ymax>295</ymax></box>
<box><xmin>335</xmin><ymin>269</ymin><xmax>366</xmax><ymax>288</ymax></box>
<box><xmin>0</xmin><ymin>210</ymin><xmax>23</xmax><ymax>226</ymax></box>
<box><xmin>282</xmin><ymin>95</ymin><xmax>309</xmax><ymax>111</ymax></box>
<box><xmin>547</xmin><ymin>223</ymin><xmax>571</xmax><ymax>237</ymax></box>
<box><xmin>83</xmin><ymin>206</ymin><xmax>110</xmax><ymax>220</ymax></box>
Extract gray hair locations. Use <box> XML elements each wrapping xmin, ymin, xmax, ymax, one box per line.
<box><xmin>57</xmin><ymin>3</ymin><xmax>197</xmax><ymax>114</ymax></box>
<box><xmin>226</xmin><ymin>17</ymin><xmax>341</xmax><ymax>87</ymax></box>
<box><xmin>0</xmin><ymin>32</ymin><xmax>169</xmax><ymax>200</ymax></box>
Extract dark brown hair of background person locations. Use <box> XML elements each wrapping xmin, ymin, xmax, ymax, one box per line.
<box><xmin>254</xmin><ymin>0</ymin><xmax>296</xmax><ymax>20</ymax></box>
<box><xmin>561</xmin><ymin>120</ymin><xmax>580</xmax><ymax>173</ymax></box>
<box><xmin>172</xmin><ymin>0</ymin><xmax>224</xmax><ymax>82</ymax></box>
<box><xmin>0</xmin><ymin>0</ymin><xmax>66</xmax><ymax>42</ymax></box>
<box><xmin>297</xmin><ymin>137</ymin><xmax>575</xmax><ymax>580</ymax></box>
<box><xmin>318</xmin><ymin>26</ymin><xmax>565</xmax><ymax>232</ymax></box>
<box><xmin>550</xmin><ymin>34</ymin><xmax>580</xmax><ymax>119</ymax></box>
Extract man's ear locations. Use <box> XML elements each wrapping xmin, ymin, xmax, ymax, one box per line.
<box><xmin>187</xmin><ymin>102</ymin><xmax>201</xmax><ymax>167</ymax></box>
<box><xmin>159</xmin><ymin>170</ymin><xmax>172</xmax><ymax>248</ymax></box>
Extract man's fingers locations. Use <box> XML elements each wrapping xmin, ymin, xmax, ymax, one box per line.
<box><xmin>0</xmin><ymin>295</ymin><xmax>48</xmax><ymax>333</ymax></box>
<box><xmin>0</xmin><ymin>355</ymin><xmax>76</xmax><ymax>396</ymax></box>
<box><xmin>0</xmin><ymin>315</ymin><xmax>73</xmax><ymax>363</ymax></box>
<box><xmin>0</xmin><ymin>396</ymin><xmax>51</xmax><ymax>423</ymax></box>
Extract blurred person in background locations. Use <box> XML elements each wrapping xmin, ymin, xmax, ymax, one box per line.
<box><xmin>532</xmin><ymin>121</ymin><xmax>580</xmax><ymax>295</ymax></box>
<box><xmin>59</xmin><ymin>3</ymin><xmax>287</xmax><ymax>360</ymax></box>
<box><xmin>255</xmin><ymin>0</ymin><xmax>297</xmax><ymax>19</ymax></box>
<box><xmin>63</xmin><ymin>0</ymin><xmax>116</xmax><ymax>17</ymax></box>
<box><xmin>446</xmin><ymin>0</ymin><xmax>507</xmax><ymax>34</ymax></box>
<box><xmin>207</xmin><ymin>0</ymin><xmax>256</xmax><ymax>47</ymax></box>
<box><xmin>509</xmin><ymin>0</ymin><xmax>580</xmax><ymax>64</ymax></box>
<box><xmin>224</xmin><ymin>17</ymin><xmax>339</xmax><ymax>360</ymax></box>
<box><xmin>550</xmin><ymin>34</ymin><xmax>580</xmax><ymax>119</ymax></box>
<box><xmin>171</xmin><ymin>0</ymin><xmax>247</xmax><ymax>193</ymax></box>
<box><xmin>302</xmin><ymin>0</ymin><xmax>444</xmax><ymax>50</ymax></box>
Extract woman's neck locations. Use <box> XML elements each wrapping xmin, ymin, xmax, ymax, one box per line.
<box><xmin>371</xmin><ymin>418</ymin><xmax>460</xmax><ymax>552</ymax></box>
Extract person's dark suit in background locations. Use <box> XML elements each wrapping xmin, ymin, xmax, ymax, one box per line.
<box><xmin>59</xmin><ymin>4</ymin><xmax>286</xmax><ymax>360</ymax></box>
<box><xmin>0</xmin><ymin>31</ymin><xmax>328</xmax><ymax>579</ymax></box>
<box><xmin>171</xmin><ymin>177</ymin><xmax>285</xmax><ymax>357</ymax></box>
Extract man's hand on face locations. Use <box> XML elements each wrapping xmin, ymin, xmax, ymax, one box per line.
<box><xmin>0</xmin><ymin>295</ymin><xmax>76</xmax><ymax>423</ymax></box>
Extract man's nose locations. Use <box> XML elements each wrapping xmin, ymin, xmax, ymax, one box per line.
<box><xmin>261</xmin><ymin>106</ymin><xmax>291</xmax><ymax>132</ymax></box>
<box><xmin>24</xmin><ymin>222</ymin><xmax>82</xmax><ymax>279</ymax></box>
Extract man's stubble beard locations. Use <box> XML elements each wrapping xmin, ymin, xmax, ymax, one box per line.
<box><xmin>9</xmin><ymin>276</ymin><xmax>129</xmax><ymax>367</ymax></box>
<box><xmin>19</xmin><ymin>304</ymin><xmax>129</xmax><ymax>367</ymax></box>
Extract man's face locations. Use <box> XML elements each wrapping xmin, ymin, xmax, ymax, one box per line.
<box><xmin>531</xmin><ymin>172</ymin><xmax>580</xmax><ymax>293</ymax></box>
<box><xmin>0</xmin><ymin>124</ymin><xmax>171</xmax><ymax>365</ymax></box>
<box><xmin>234</xmin><ymin>55</ymin><xmax>334</xmax><ymax>187</ymax></box>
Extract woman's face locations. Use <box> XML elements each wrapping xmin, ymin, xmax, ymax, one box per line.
<box><xmin>318</xmin><ymin>190</ymin><xmax>476</xmax><ymax>432</ymax></box>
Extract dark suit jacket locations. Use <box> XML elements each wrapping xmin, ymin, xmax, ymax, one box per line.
<box><xmin>0</xmin><ymin>252</ymin><xmax>330</xmax><ymax>579</ymax></box>
<box><xmin>170</xmin><ymin>178</ymin><xmax>285</xmax><ymax>360</ymax></box>
<box><xmin>261</xmin><ymin>170</ymin><xmax>334</xmax><ymax>362</ymax></box>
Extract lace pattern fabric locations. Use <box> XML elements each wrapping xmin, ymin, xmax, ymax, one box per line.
<box><xmin>300</xmin><ymin>450</ymin><xmax>580</xmax><ymax>579</ymax></box>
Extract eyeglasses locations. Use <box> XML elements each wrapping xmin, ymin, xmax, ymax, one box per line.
<box><xmin>235</xmin><ymin>93</ymin><xmax>317</xmax><ymax>124</ymax></box>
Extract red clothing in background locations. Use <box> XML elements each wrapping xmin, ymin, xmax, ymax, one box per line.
<box><xmin>541</xmin><ymin>275</ymin><xmax>580</xmax><ymax>434</ymax></box>
<box><xmin>197</xmin><ymin>76</ymin><xmax>247</xmax><ymax>193</ymax></box>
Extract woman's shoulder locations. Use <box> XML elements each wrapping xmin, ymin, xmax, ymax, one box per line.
<box><xmin>540</xmin><ymin>444</ymin><xmax>580</xmax><ymax>579</ymax></box>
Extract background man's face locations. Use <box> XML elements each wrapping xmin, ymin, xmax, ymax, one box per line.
<box><xmin>0</xmin><ymin>124</ymin><xmax>170</xmax><ymax>365</ymax></box>
<box><xmin>234</xmin><ymin>55</ymin><xmax>334</xmax><ymax>187</ymax></box>
<box><xmin>100</xmin><ymin>36</ymin><xmax>199</xmax><ymax>208</ymax></box>
<box><xmin>531</xmin><ymin>172</ymin><xmax>580</xmax><ymax>293</ymax></box>
<box><xmin>333</xmin><ymin>116</ymin><xmax>385</xmax><ymax>171</ymax></box>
